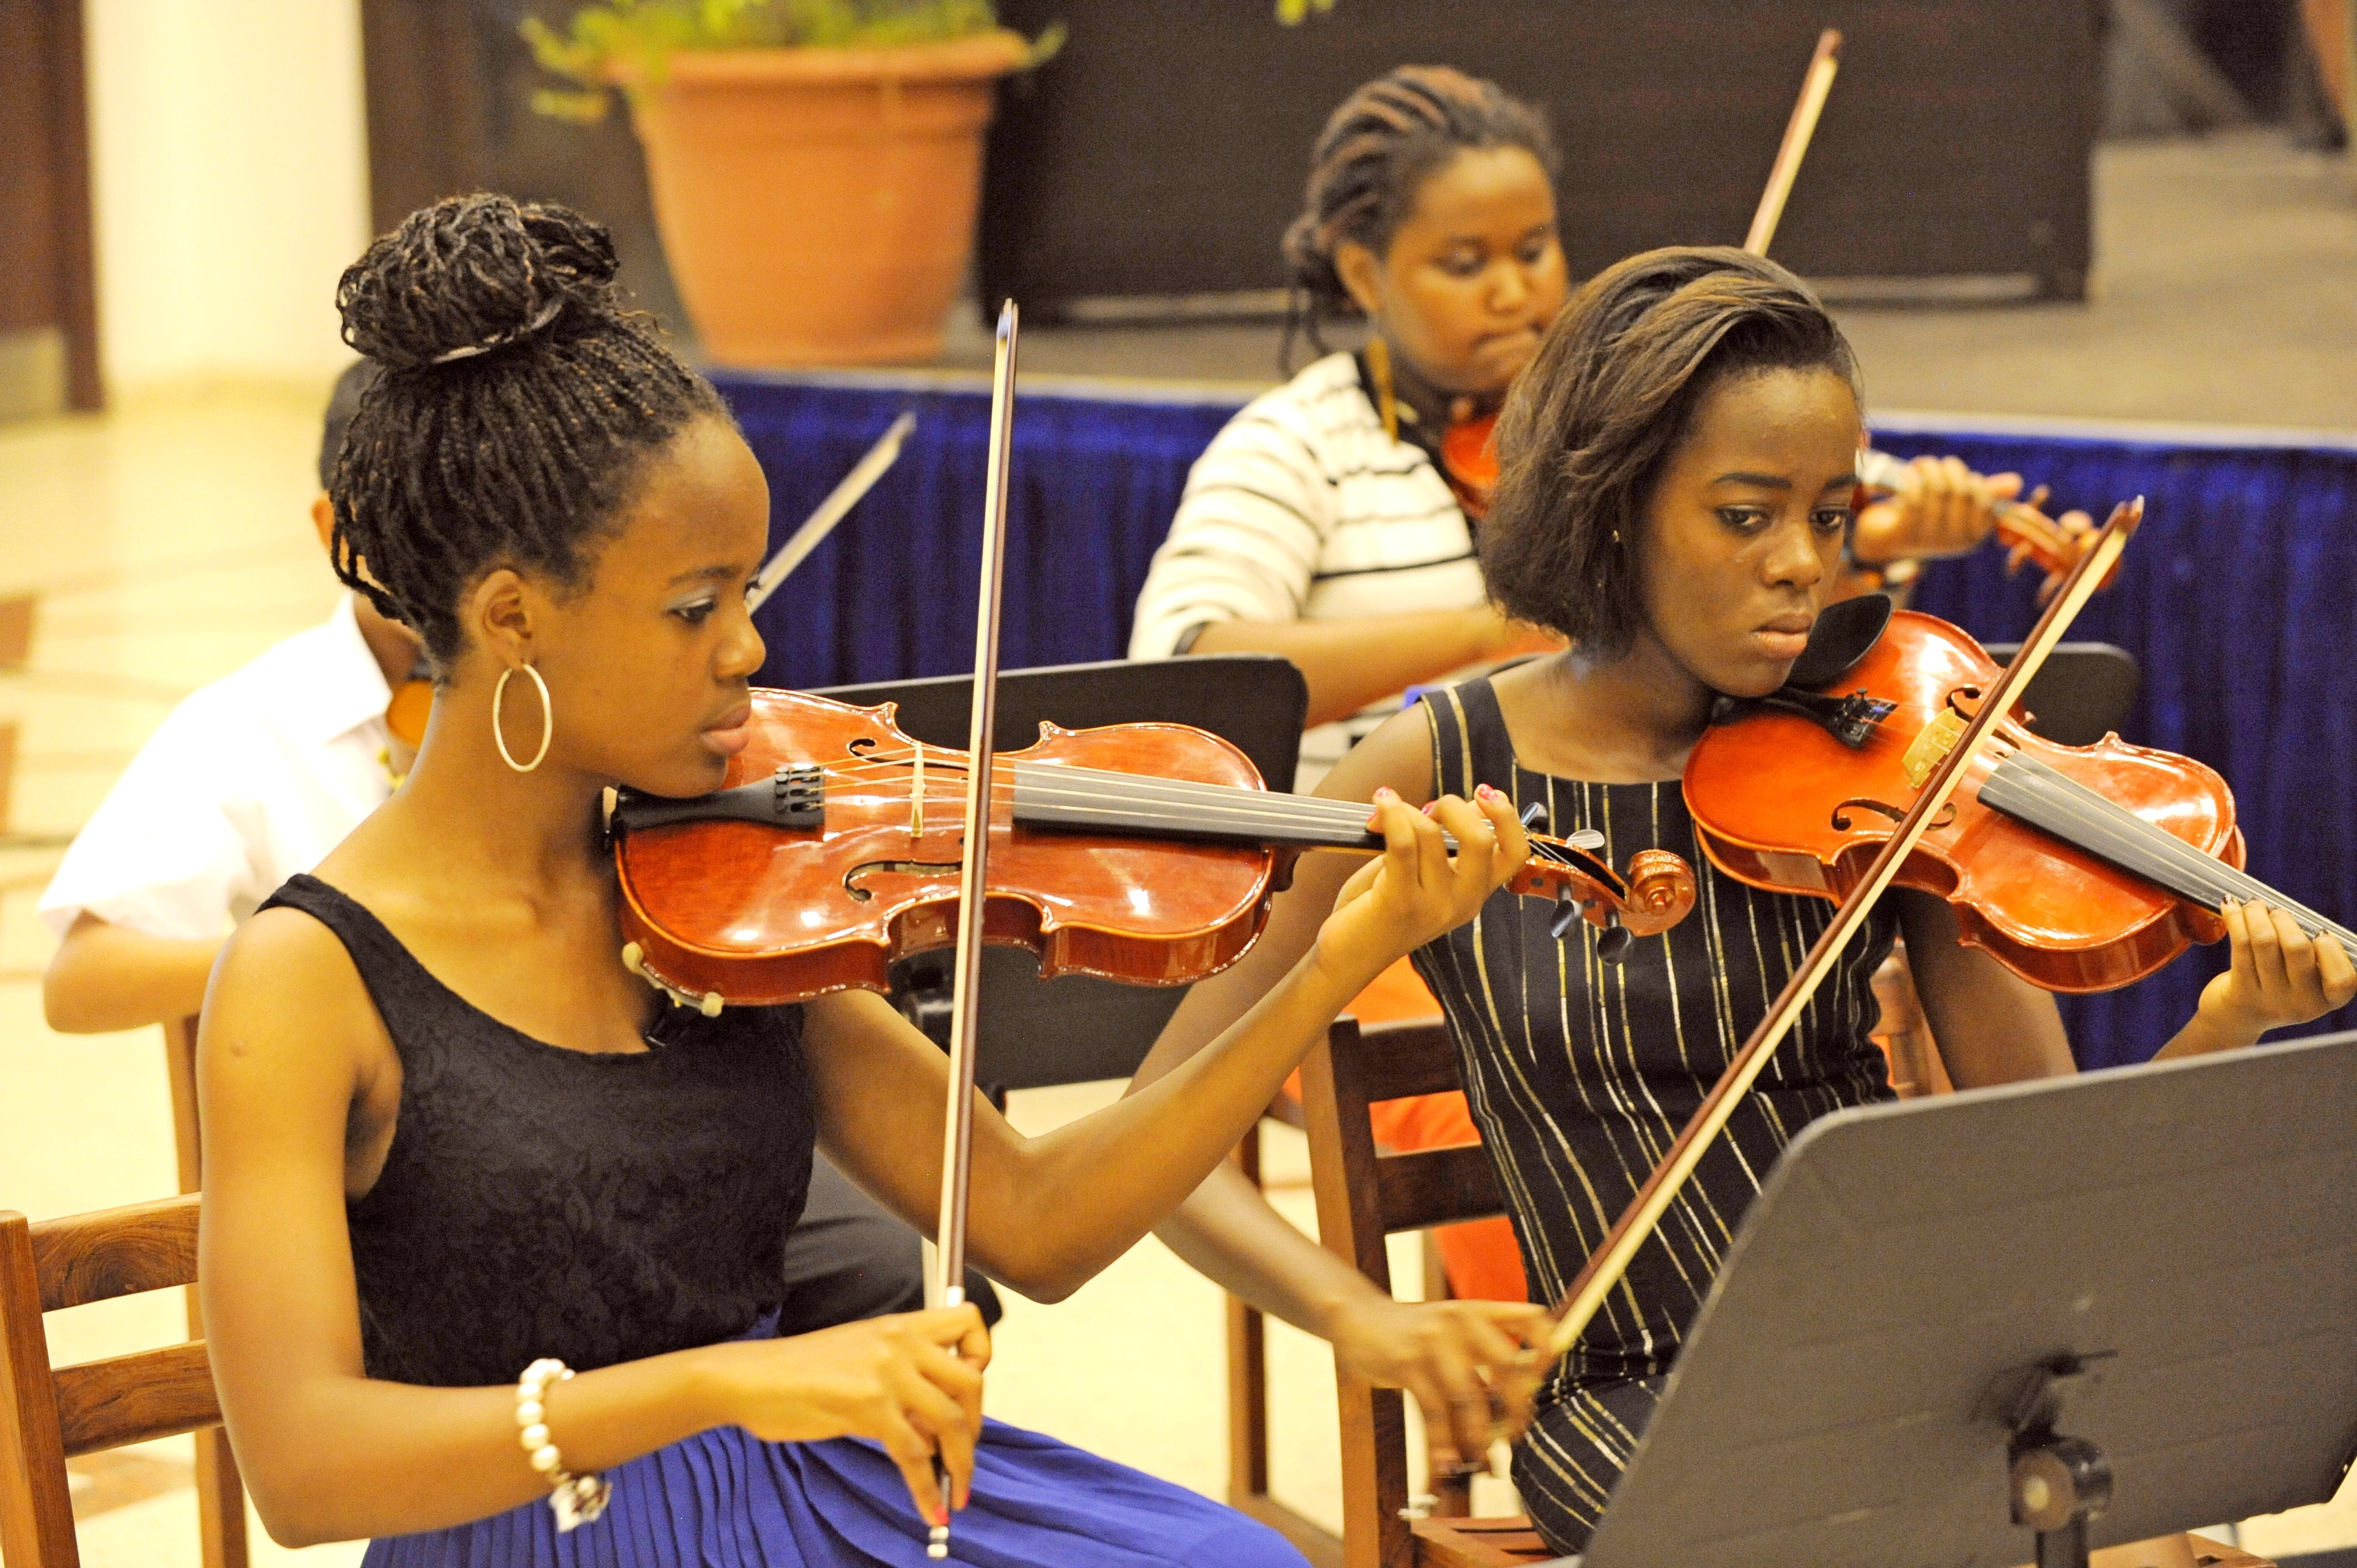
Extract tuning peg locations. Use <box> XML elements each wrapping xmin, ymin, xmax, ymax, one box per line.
<box><xmin>1549</xmin><ymin>892</ymin><xmax>1582</xmax><ymax>941</ymax></box>
<box><xmin>1521</xmin><ymin>801</ymin><xmax>1550</xmax><ymax>834</ymax></box>
<box><xmin>1596</xmin><ymin>915</ymin><xmax>1633</xmax><ymax>964</ymax></box>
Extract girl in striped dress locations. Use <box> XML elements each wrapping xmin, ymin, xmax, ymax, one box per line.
<box><xmin>1129</xmin><ymin>66</ymin><xmax>2071</xmax><ymax>1440</ymax></box>
<box><xmin>1134</xmin><ymin>244</ymin><xmax>2354</xmax><ymax>1556</ymax></box>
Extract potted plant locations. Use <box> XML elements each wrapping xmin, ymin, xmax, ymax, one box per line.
<box><xmin>527</xmin><ymin>1</ymin><xmax>1061</xmax><ymax>367</ymax></box>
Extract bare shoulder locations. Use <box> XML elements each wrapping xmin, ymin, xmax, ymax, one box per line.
<box><xmin>1315</xmin><ymin>702</ymin><xmax>1439</xmax><ymax>807</ymax></box>
<box><xmin>202</xmin><ymin>905</ymin><xmax>385</xmax><ymax>1101</ymax></box>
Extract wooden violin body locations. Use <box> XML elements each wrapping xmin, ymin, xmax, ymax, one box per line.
<box><xmin>616</xmin><ymin>687</ymin><xmax>1700</xmax><ymax>1008</ymax></box>
<box><xmin>618</xmin><ymin>688</ymin><xmax>1273</xmax><ymax>1004</ymax></box>
<box><xmin>1685</xmin><ymin>610</ymin><xmax>2241</xmax><ymax>993</ymax></box>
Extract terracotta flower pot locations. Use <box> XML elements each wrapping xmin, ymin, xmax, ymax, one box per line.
<box><xmin>625</xmin><ymin>32</ymin><xmax>1028</xmax><ymax>367</ymax></box>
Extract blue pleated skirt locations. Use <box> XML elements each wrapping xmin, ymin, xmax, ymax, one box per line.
<box><xmin>361</xmin><ymin>1416</ymin><xmax>1307</xmax><ymax>1568</ymax></box>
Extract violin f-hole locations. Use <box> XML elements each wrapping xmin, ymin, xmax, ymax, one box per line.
<box><xmin>1833</xmin><ymin>798</ymin><xmax>1958</xmax><ymax>833</ymax></box>
<box><xmin>843</xmin><ymin>858</ymin><xmax>964</xmax><ymax>902</ymax></box>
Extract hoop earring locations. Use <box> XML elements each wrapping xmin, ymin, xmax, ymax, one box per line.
<box><xmin>493</xmin><ymin>663</ymin><xmax>553</xmax><ymax>773</ymax></box>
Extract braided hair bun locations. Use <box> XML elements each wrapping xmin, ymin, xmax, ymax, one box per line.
<box><xmin>1282</xmin><ymin>68</ymin><xmax>1558</xmax><ymax>366</ymax></box>
<box><xmin>337</xmin><ymin>194</ymin><xmax>620</xmax><ymax>370</ymax></box>
<box><xmin>327</xmin><ymin>194</ymin><xmax>729</xmax><ymax>664</ymax></box>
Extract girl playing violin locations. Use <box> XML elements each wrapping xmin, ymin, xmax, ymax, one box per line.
<box><xmin>1129</xmin><ymin>65</ymin><xmax>2034</xmax><ymax>785</ymax></box>
<box><xmin>1132</xmin><ymin>245</ymin><xmax>2355</xmax><ymax>1557</ymax></box>
<box><xmin>196</xmin><ymin>193</ymin><xmax>1531</xmax><ymax>1567</ymax></box>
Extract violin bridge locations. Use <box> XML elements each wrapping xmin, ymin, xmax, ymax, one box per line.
<box><xmin>910</xmin><ymin>742</ymin><xmax>925</xmax><ymax>839</ymax></box>
<box><xmin>1901</xmin><ymin>707</ymin><xmax>1968</xmax><ymax>789</ymax></box>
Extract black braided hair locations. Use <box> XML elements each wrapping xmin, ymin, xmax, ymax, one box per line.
<box><xmin>317</xmin><ymin>359</ymin><xmax>380</xmax><ymax>491</ymax></box>
<box><xmin>1280</xmin><ymin>66</ymin><xmax>1559</xmax><ymax>369</ymax></box>
<box><xmin>328</xmin><ymin>193</ymin><xmax>729</xmax><ymax>666</ymax></box>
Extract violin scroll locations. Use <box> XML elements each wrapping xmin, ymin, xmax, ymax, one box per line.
<box><xmin>1505</xmin><ymin>831</ymin><xmax>1698</xmax><ymax>955</ymax></box>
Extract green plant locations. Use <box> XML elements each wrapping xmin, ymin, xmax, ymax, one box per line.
<box><xmin>524</xmin><ymin>0</ymin><xmax>1062</xmax><ymax>121</ymax></box>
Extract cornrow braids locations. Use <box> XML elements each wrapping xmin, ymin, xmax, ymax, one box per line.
<box><xmin>1480</xmin><ymin>246</ymin><xmax>1863</xmax><ymax>657</ymax></box>
<box><xmin>1280</xmin><ymin>65</ymin><xmax>1559</xmax><ymax>368</ymax></box>
<box><xmin>328</xmin><ymin>193</ymin><xmax>729</xmax><ymax>666</ymax></box>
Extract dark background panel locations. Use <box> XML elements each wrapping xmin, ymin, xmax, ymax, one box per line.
<box><xmin>981</xmin><ymin>0</ymin><xmax>2103</xmax><ymax>311</ymax></box>
<box><xmin>361</xmin><ymin>0</ymin><xmax>693</xmax><ymax>337</ymax></box>
<box><xmin>0</xmin><ymin>0</ymin><xmax>100</xmax><ymax>411</ymax></box>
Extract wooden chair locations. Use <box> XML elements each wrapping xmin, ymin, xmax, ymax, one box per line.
<box><xmin>1299</xmin><ymin>1016</ymin><xmax>1551</xmax><ymax>1568</ymax></box>
<box><xmin>0</xmin><ymin>1191</ymin><xmax>246</xmax><ymax>1568</ymax></box>
<box><xmin>161</xmin><ymin>1017</ymin><xmax>246</xmax><ymax>1568</ymax></box>
<box><xmin>1227</xmin><ymin>1090</ymin><xmax>1344</xmax><ymax>1567</ymax></box>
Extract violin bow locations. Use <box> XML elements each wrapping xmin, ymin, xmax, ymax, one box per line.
<box><xmin>1538</xmin><ymin>496</ymin><xmax>2144</xmax><ymax>1365</ymax></box>
<box><xmin>1744</xmin><ymin>28</ymin><xmax>1843</xmax><ymax>256</ymax></box>
<box><xmin>924</xmin><ymin>301</ymin><xmax>1018</xmax><ymax>1559</ymax></box>
<box><xmin>745</xmin><ymin>411</ymin><xmax>917</xmax><ymax>613</ymax></box>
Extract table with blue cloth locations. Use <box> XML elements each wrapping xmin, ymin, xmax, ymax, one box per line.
<box><xmin>713</xmin><ymin>368</ymin><xmax>2357</xmax><ymax>1070</ymax></box>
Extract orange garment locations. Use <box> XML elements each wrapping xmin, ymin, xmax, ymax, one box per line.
<box><xmin>1286</xmin><ymin>957</ymin><xmax>1529</xmax><ymax>1302</ymax></box>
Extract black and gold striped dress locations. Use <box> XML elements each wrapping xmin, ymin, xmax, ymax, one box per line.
<box><xmin>1408</xmin><ymin>678</ymin><xmax>1898</xmax><ymax>1555</ymax></box>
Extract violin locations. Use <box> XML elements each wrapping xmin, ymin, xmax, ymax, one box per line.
<box><xmin>607</xmin><ymin>684</ymin><xmax>1700</xmax><ymax>1011</ymax></box>
<box><xmin>1852</xmin><ymin>447</ymin><xmax>2111</xmax><ymax>604</ymax></box>
<box><xmin>1683</xmin><ymin>599</ymin><xmax>2357</xmax><ymax>992</ymax></box>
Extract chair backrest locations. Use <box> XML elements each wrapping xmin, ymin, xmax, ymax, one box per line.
<box><xmin>815</xmin><ymin>653</ymin><xmax>1309</xmax><ymax>1089</ymax></box>
<box><xmin>1981</xmin><ymin>641</ymin><xmax>2140</xmax><ymax>747</ymax></box>
<box><xmin>0</xmin><ymin>1195</ymin><xmax>219</xmax><ymax>1568</ymax></box>
<box><xmin>1300</xmin><ymin>1017</ymin><xmax>1507</xmax><ymax>1568</ymax></box>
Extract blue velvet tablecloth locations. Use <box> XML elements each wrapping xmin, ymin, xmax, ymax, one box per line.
<box><xmin>716</xmin><ymin>370</ymin><xmax>2357</xmax><ymax>1067</ymax></box>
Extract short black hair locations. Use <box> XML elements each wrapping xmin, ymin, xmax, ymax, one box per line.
<box><xmin>1281</xmin><ymin>66</ymin><xmax>1558</xmax><ymax>367</ymax></box>
<box><xmin>1479</xmin><ymin>246</ymin><xmax>1862</xmax><ymax>656</ymax></box>
<box><xmin>328</xmin><ymin>193</ymin><xmax>731</xmax><ymax>666</ymax></box>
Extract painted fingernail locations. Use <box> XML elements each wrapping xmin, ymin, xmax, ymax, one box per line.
<box><xmin>1374</xmin><ymin>786</ymin><xmax>1397</xmax><ymax>802</ymax></box>
<box><xmin>1476</xmin><ymin>783</ymin><xmax>1497</xmax><ymax>801</ymax></box>
<box><xmin>1422</xmin><ymin>802</ymin><xmax>1438</xmax><ymax>817</ymax></box>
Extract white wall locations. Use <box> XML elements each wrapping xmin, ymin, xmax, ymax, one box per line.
<box><xmin>83</xmin><ymin>0</ymin><xmax>371</xmax><ymax>394</ymax></box>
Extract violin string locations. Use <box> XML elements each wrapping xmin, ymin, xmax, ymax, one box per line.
<box><xmin>2025</xmin><ymin>760</ymin><xmax>2356</xmax><ymax>942</ymax></box>
<box><xmin>1986</xmin><ymin>752</ymin><xmax>2357</xmax><ymax>951</ymax></box>
<box><xmin>797</xmin><ymin>752</ymin><xmax>1587</xmax><ymax>867</ymax></box>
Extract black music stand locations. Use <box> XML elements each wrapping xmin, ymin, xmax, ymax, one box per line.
<box><xmin>812</xmin><ymin>654</ymin><xmax>1308</xmax><ymax>1091</ymax></box>
<box><xmin>1574</xmin><ymin>1030</ymin><xmax>2357</xmax><ymax>1568</ymax></box>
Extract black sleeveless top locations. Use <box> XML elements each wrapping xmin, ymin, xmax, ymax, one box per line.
<box><xmin>261</xmin><ymin>874</ymin><xmax>816</xmax><ymax>1389</ymax></box>
<box><xmin>1409</xmin><ymin>681</ymin><xmax>1896</xmax><ymax>1394</ymax></box>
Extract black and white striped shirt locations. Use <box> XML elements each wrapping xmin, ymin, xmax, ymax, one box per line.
<box><xmin>1129</xmin><ymin>352</ymin><xmax>1490</xmax><ymax>781</ymax></box>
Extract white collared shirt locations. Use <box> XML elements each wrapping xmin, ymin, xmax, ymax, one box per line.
<box><xmin>40</xmin><ymin>595</ymin><xmax>397</xmax><ymax>941</ymax></box>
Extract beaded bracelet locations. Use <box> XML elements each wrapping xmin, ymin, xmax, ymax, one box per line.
<box><xmin>516</xmin><ymin>1358</ymin><xmax>611</xmax><ymax>1532</ymax></box>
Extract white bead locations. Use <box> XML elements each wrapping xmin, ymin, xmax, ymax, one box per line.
<box><xmin>531</xmin><ymin>1445</ymin><xmax>562</xmax><ymax>1473</ymax></box>
<box><xmin>521</xmin><ymin>1423</ymin><xmax>550</xmax><ymax>1450</ymax></box>
<box><xmin>516</xmin><ymin>1400</ymin><xmax>543</xmax><ymax>1426</ymax></box>
<box><xmin>698</xmin><ymin>990</ymin><xmax>723</xmax><ymax>1018</ymax></box>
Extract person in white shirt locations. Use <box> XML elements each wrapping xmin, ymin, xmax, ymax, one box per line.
<box><xmin>40</xmin><ymin>360</ymin><xmax>980</xmax><ymax>1332</ymax></box>
<box><xmin>42</xmin><ymin>363</ymin><xmax>421</xmax><ymax>1030</ymax></box>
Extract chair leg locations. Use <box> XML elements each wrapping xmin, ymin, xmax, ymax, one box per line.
<box><xmin>1227</xmin><ymin>1132</ymin><xmax>1272</xmax><ymax>1507</ymax></box>
<box><xmin>193</xmin><ymin>1426</ymin><xmax>247</xmax><ymax>1568</ymax></box>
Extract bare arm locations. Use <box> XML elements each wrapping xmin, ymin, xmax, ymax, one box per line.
<box><xmin>1897</xmin><ymin>891</ymin><xmax>2077</xmax><ymax>1088</ymax></box>
<box><xmin>804</xmin><ymin>788</ymin><xmax>1529</xmax><ymax>1304</ymax></box>
<box><xmin>43</xmin><ymin>911</ymin><xmax>220</xmax><ymax>1032</ymax></box>
<box><xmin>200</xmin><ymin>909</ymin><xmax>991</xmax><ymax>1545</ymax></box>
<box><xmin>1125</xmin><ymin>710</ymin><xmax>1552</xmax><ymax>1448</ymax></box>
<box><xmin>1191</xmin><ymin>609</ymin><xmax>1558</xmax><ymax>730</ymax></box>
